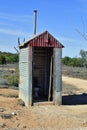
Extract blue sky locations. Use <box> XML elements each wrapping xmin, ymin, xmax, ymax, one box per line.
<box><xmin>0</xmin><ymin>0</ymin><xmax>87</xmax><ymax>57</ymax></box>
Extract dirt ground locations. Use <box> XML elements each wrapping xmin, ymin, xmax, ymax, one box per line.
<box><xmin>0</xmin><ymin>76</ymin><xmax>87</xmax><ymax>130</ymax></box>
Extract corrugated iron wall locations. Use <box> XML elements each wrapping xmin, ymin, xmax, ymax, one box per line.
<box><xmin>19</xmin><ymin>46</ymin><xmax>30</xmax><ymax>106</ymax></box>
<box><xmin>19</xmin><ymin>30</ymin><xmax>63</xmax><ymax>105</ymax></box>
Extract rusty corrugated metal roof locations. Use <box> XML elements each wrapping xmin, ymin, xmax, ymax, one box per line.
<box><xmin>19</xmin><ymin>31</ymin><xmax>64</xmax><ymax>48</ymax></box>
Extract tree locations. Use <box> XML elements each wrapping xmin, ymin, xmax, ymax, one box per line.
<box><xmin>79</xmin><ymin>49</ymin><xmax>87</xmax><ymax>67</ymax></box>
<box><xmin>79</xmin><ymin>49</ymin><xmax>87</xmax><ymax>59</ymax></box>
<box><xmin>62</xmin><ymin>56</ymin><xmax>71</xmax><ymax>66</ymax></box>
<box><xmin>0</xmin><ymin>51</ymin><xmax>18</xmax><ymax>64</ymax></box>
<box><xmin>62</xmin><ymin>52</ymin><xmax>86</xmax><ymax>67</ymax></box>
<box><xmin>75</xmin><ymin>19</ymin><xmax>87</xmax><ymax>67</ymax></box>
<box><xmin>0</xmin><ymin>55</ymin><xmax>6</xmax><ymax>64</ymax></box>
<box><xmin>75</xmin><ymin>18</ymin><xmax>87</xmax><ymax>41</ymax></box>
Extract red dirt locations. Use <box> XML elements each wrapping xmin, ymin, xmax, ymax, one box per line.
<box><xmin>0</xmin><ymin>76</ymin><xmax>87</xmax><ymax>130</ymax></box>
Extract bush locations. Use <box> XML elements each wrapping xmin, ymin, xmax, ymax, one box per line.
<box><xmin>62</xmin><ymin>57</ymin><xmax>86</xmax><ymax>67</ymax></box>
<box><xmin>7</xmin><ymin>75</ymin><xmax>18</xmax><ymax>87</ymax></box>
<box><xmin>0</xmin><ymin>55</ymin><xmax>6</xmax><ymax>64</ymax></box>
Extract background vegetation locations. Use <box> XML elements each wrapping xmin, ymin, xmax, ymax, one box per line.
<box><xmin>0</xmin><ymin>51</ymin><xmax>19</xmax><ymax>87</ymax></box>
<box><xmin>0</xmin><ymin>64</ymin><xmax>19</xmax><ymax>87</ymax></box>
<box><xmin>0</xmin><ymin>51</ymin><xmax>18</xmax><ymax>64</ymax></box>
<box><xmin>62</xmin><ymin>49</ymin><xmax>87</xmax><ymax>67</ymax></box>
<box><xmin>0</xmin><ymin>49</ymin><xmax>87</xmax><ymax>87</ymax></box>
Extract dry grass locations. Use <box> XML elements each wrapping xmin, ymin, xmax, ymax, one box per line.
<box><xmin>62</xmin><ymin>66</ymin><xmax>87</xmax><ymax>79</ymax></box>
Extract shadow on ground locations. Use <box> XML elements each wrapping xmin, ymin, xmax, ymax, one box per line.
<box><xmin>62</xmin><ymin>93</ymin><xmax>87</xmax><ymax>105</ymax></box>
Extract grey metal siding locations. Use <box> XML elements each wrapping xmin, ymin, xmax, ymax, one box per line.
<box><xmin>19</xmin><ymin>47</ymin><xmax>30</xmax><ymax>106</ymax></box>
<box><xmin>53</xmin><ymin>48</ymin><xmax>62</xmax><ymax>105</ymax></box>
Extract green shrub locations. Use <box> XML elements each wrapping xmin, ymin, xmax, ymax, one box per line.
<box><xmin>7</xmin><ymin>75</ymin><xmax>18</xmax><ymax>87</ymax></box>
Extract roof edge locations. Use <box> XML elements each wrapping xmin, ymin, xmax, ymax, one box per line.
<box><xmin>19</xmin><ymin>30</ymin><xmax>48</xmax><ymax>47</ymax></box>
<box><xmin>19</xmin><ymin>30</ymin><xmax>64</xmax><ymax>48</ymax></box>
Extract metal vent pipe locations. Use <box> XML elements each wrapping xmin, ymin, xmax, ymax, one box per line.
<box><xmin>34</xmin><ymin>10</ymin><xmax>37</xmax><ymax>35</ymax></box>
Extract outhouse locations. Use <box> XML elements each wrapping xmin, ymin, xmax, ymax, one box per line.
<box><xmin>19</xmin><ymin>31</ymin><xmax>64</xmax><ymax>106</ymax></box>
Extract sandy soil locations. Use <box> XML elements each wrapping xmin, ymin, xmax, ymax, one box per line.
<box><xmin>62</xmin><ymin>76</ymin><xmax>87</xmax><ymax>93</ymax></box>
<box><xmin>0</xmin><ymin>76</ymin><xmax>87</xmax><ymax>130</ymax></box>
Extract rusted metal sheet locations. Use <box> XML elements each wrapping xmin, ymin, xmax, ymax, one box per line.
<box><xmin>19</xmin><ymin>31</ymin><xmax>64</xmax><ymax>48</ymax></box>
<box><xmin>29</xmin><ymin>33</ymin><xmax>62</xmax><ymax>48</ymax></box>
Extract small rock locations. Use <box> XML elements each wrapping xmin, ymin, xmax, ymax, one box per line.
<box><xmin>0</xmin><ymin>108</ymin><xmax>5</xmax><ymax>112</ymax></box>
<box><xmin>18</xmin><ymin>99</ymin><xmax>25</xmax><ymax>106</ymax></box>
<box><xmin>83</xmin><ymin>120</ymin><xmax>87</xmax><ymax>125</ymax></box>
<box><xmin>11</xmin><ymin>112</ymin><xmax>17</xmax><ymax>116</ymax></box>
<box><xmin>1</xmin><ymin>114</ymin><xmax>13</xmax><ymax>119</ymax></box>
<box><xmin>23</xmin><ymin>125</ymin><xmax>27</xmax><ymax>128</ymax></box>
<box><xmin>0</xmin><ymin>122</ymin><xmax>6</xmax><ymax>128</ymax></box>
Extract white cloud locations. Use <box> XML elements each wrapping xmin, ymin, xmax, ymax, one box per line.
<box><xmin>0</xmin><ymin>12</ymin><xmax>33</xmax><ymax>23</ymax></box>
<box><xmin>0</xmin><ymin>44</ymin><xmax>16</xmax><ymax>53</ymax></box>
<box><xmin>0</xmin><ymin>13</ymin><xmax>33</xmax><ymax>37</ymax></box>
<box><xmin>0</xmin><ymin>28</ymin><xmax>29</xmax><ymax>37</ymax></box>
<box><xmin>56</xmin><ymin>36</ymin><xmax>87</xmax><ymax>57</ymax></box>
<box><xmin>0</xmin><ymin>22</ymin><xmax>17</xmax><ymax>27</ymax></box>
<box><xmin>58</xmin><ymin>36</ymin><xmax>87</xmax><ymax>46</ymax></box>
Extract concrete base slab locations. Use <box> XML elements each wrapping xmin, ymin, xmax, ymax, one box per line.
<box><xmin>54</xmin><ymin>91</ymin><xmax>62</xmax><ymax>105</ymax></box>
<box><xmin>33</xmin><ymin>101</ymin><xmax>54</xmax><ymax>106</ymax></box>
